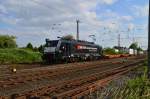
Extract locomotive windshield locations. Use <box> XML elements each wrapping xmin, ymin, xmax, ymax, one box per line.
<box><xmin>46</xmin><ymin>40</ymin><xmax>58</xmax><ymax>47</ymax></box>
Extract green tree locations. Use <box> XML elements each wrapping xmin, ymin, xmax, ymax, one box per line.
<box><xmin>137</xmin><ymin>47</ymin><xmax>143</xmax><ymax>51</ymax></box>
<box><xmin>38</xmin><ymin>45</ymin><xmax>44</xmax><ymax>53</ymax></box>
<box><xmin>33</xmin><ymin>47</ymin><xmax>39</xmax><ymax>52</ymax></box>
<box><xmin>0</xmin><ymin>35</ymin><xmax>17</xmax><ymax>48</ymax></box>
<box><xmin>26</xmin><ymin>43</ymin><xmax>33</xmax><ymax>50</ymax></box>
<box><xmin>103</xmin><ymin>48</ymin><xmax>117</xmax><ymax>55</ymax></box>
<box><xmin>129</xmin><ymin>42</ymin><xmax>138</xmax><ymax>50</ymax></box>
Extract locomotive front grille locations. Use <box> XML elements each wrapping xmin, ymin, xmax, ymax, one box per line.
<box><xmin>44</xmin><ymin>53</ymin><xmax>56</xmax><ymax>62</ymax></box>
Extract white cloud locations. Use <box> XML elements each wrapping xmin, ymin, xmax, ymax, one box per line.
<box><xmin>128</xmin><ymin>23</ymin><xmax>135</xmax><ymax>30</ymax></box>
<box><xmin>132</xmin><ymin>4</ymin><xmax>149</xmax><ymax>17</ymax></box>
<box><xmin>0</xmin><ymin>5</ymin><xmax>7</xmax><ymax>15</ymax></box>
<box><xmin>121</xmin><ymin>15</ymin><xmax>133</xmax><ymax>21</ymax></box>
<box><xmin>100</xmin><ymin>0</ymin><xmax>119</xmax><ymax>5</ymax></box>
<box><xmin>0</xmin><ymin>0</ymin><xmax>147</xmax><ymax>48</ymax></box>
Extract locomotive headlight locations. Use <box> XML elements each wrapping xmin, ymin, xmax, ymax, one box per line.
<box><xmin>71</xmin><ymin>54</ymin><xmax>74</xmax><ymax>57</ymax></box>
<box><xmin>59</xmin><ymin>50</ymin><xmax>62</xmax><ymax>53</ymax></box>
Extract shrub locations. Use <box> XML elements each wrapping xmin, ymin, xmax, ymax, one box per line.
<box><xmin>0</xmin><ymin>35</ymin><xmax>17</xmax><ymax>48</ymax></box>
<box><xmin>103</xmin><ymin>48</ymin><xmax>117</xmax><ymax>55</ymax></box>
<box><xmin>26</xmin><ymin>43</ymin><xmax>33</xmax><ymax>50</ymax></box>
<box><xmin>0</xmin><ymin>48</ymin><xmax>42</xmax><ymax>64</ymax></box>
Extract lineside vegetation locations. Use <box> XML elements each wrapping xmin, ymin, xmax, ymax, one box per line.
<box><xmin>0</xmin><ymin>35</ymin><xmax>42</xmax><ymax>64</ymax></box>
<box><xmin>0</xmin><ymin>48</ymin><xmax>42</xmax><ymax>64</ymax></box>
<box><xmin>97</xmin><ymin>61</ymin><xmax>150</xmax><ymax>99</ymax></box>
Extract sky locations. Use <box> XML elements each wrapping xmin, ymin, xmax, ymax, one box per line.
<box><xmin>0</xmin><ymin>0</ymin><xmax>149</xmax><ymax>49</ymax></box>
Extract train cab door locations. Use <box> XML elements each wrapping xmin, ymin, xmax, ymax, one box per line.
<box><xmin>66</xmin><ymin>43</ymin><xmax>71</xmax><ymax>56</ymax></box>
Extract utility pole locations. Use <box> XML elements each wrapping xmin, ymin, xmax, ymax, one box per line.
<box><xmin>148</xmin><ymin>0</ymin><xmax>150</xmax><ymax>78</ymax></box>
<box><xmin>118</xmin><ymin>34</ymin><xmax>121</xmax><ymax>47</ymax></box>
<box><xmin>132</xmin><ymin>29</ymin><xmax>135</xmax><ymax>43</ymax></box>
<box><xmin>76</xmin><ymin>20</ymin><xmax>80</xmax><ymax>40</ymax></box>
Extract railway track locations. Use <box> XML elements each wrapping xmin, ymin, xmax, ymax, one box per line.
<box><xmin>54</xmin><ymin>61</ymin><xmax>143</xmax><ymax>99</ymax></box>
<box><xmin>0</xmin><ymin>55</ymin><xmax>138</xmax><ymax>76</ymax></box>
<box><xmin>0</xmin><ymin>56</ymin><xmax>145</xmax><ymax>99</ymax></box>
<box><xmin>0</xmin><ymin>60</ymin><xmax>126</xmax><ymax>88</ymax></box>
<box><xmin>0</xmin><ymin>57</ymin><xmax>138</xmax><ymax>87</ymax></box>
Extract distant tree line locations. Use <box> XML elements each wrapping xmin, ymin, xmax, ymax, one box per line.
<box><xmin>103</xmin><ymin>42</ymin><xmax>143</xmax><ymax>55</ymax></box>
<box><xmin>25</xmin><ymin>43</ymin><xmax>44</xmax><ymax>53</ymax></box>
<box><xmin>103</xmin><ymin>48</ymin><xmax>117</xmax><ymax>55</ymax></box>
<box><xmin>0</xmin><ymin>35</ymin><xmax>44</xmax><ymax>53</ymax></box>
<box><xmin>0</xmin><ymin>35</ymin><xmax>143</xmax><ymax>54</ymax></box>
<box><xmin>0</xmin><ymin>35</ymin><xmax>17</xmax><ymax>48</ymax></box>
<box><xmin>129</xmin><ymin>42</ymin><xmax>143</xmax><ymax>51</ymax></box>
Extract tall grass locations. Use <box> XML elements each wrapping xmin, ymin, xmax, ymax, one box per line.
<box><xmin>96</xmin><ymin>64</ymin><xmax>150</xmax><ymax>99</ymax></box>
<box><xmin>0</xmin><ymin>48</ymin><xmax>42</xmax><ymax>64</ymax></box>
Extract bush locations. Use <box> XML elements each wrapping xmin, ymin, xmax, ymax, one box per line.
<box><xmin>97</xmin><ymin>65</ymin><xmax>150</xmax><ymax>99</ymax></box>
<box><xmin>0</xmin><ymin>35</ymin><xmax>17</xmax><ymax>48</ymax></box>
<box><xmin>26</xmin><ymin>43</ymin><xmax>33</xmax><ymax>50</ymax></box>
<box><xmin>103</xmin><ymin>48</ymin><xmax>118</xmax><ymax>55</ymax></box>
<box><xmin>38</xmin><ymin>45</ymin><xmax>45</xmax><ymax>53</ymax></box>
<box><xmin>0</xmin><ymin>48</ymin><xmax>42</xmax><ymax>64</ymax></box>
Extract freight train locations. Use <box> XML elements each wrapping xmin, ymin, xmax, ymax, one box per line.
<box><xmin>42</xmin><ymin>38</ymin><xmax>103</xmax><ymax>63</ymax></box>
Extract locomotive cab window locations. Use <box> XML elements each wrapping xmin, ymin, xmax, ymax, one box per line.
<box><xmin>46</xmin><ymin>40</ymin><xmax>58</xmax><ymax>47</ymax></box>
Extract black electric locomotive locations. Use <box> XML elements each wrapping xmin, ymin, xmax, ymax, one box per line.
<box><xmin>43</xmin><ymin>38</ymin><xmax>103</xmax><ymax>63</ymax></box>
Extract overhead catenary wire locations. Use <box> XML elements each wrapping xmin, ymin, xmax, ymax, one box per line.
<box><xmin>32</xmin><ymin>0</ymin><xmax>147</xmax><ymax>49</ymax></box>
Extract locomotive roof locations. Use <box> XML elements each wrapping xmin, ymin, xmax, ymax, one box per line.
<box><xmin>45</xmin><ymin>39</ymin><xmax>101</xmax><ymax>47</ymax></box>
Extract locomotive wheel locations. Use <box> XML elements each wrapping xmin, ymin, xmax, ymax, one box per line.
<box><xmin>74</xmin><ymin>58</ymin><xmax>78</xmax><ymax>62</ymax></box>
<box><xmin>80</xmin><ymin>57</ymin><xmax>85</xmax><ymax>62</ymax></box>
<box><xmin>70</xmin><ymin>58</ymin><xmax>75</xmax><ymax>63</ymax></box>
<box><xmin>89</xmin><ymin>56</ymin><xmax>93</xmax><ymax>61</ymax></box>
<box><xmin>65</xmin><ymin>58</ymin><xmax>69</xmax><ymax>63</ymax></box>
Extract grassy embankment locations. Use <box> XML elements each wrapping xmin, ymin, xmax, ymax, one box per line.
<box><xmin>0</xmin><ymin>48</ymin><xmax>42</xmax><ymax>64</ymax></box>
<box><xmin>111</xmin><ymin>67</ymin><xmax>150</xmax><ymax>99</ymax></box>
<box><xmin>98</xmin><ymin>61</ymin><xmax>150</xmax><ymax>99</ymax></box>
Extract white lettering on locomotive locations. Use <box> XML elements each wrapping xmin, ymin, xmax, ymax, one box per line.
<box><xmin>77</xmin><ymin>45</ymin><xmax>97</xmax><ymax>52</ymax></box>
